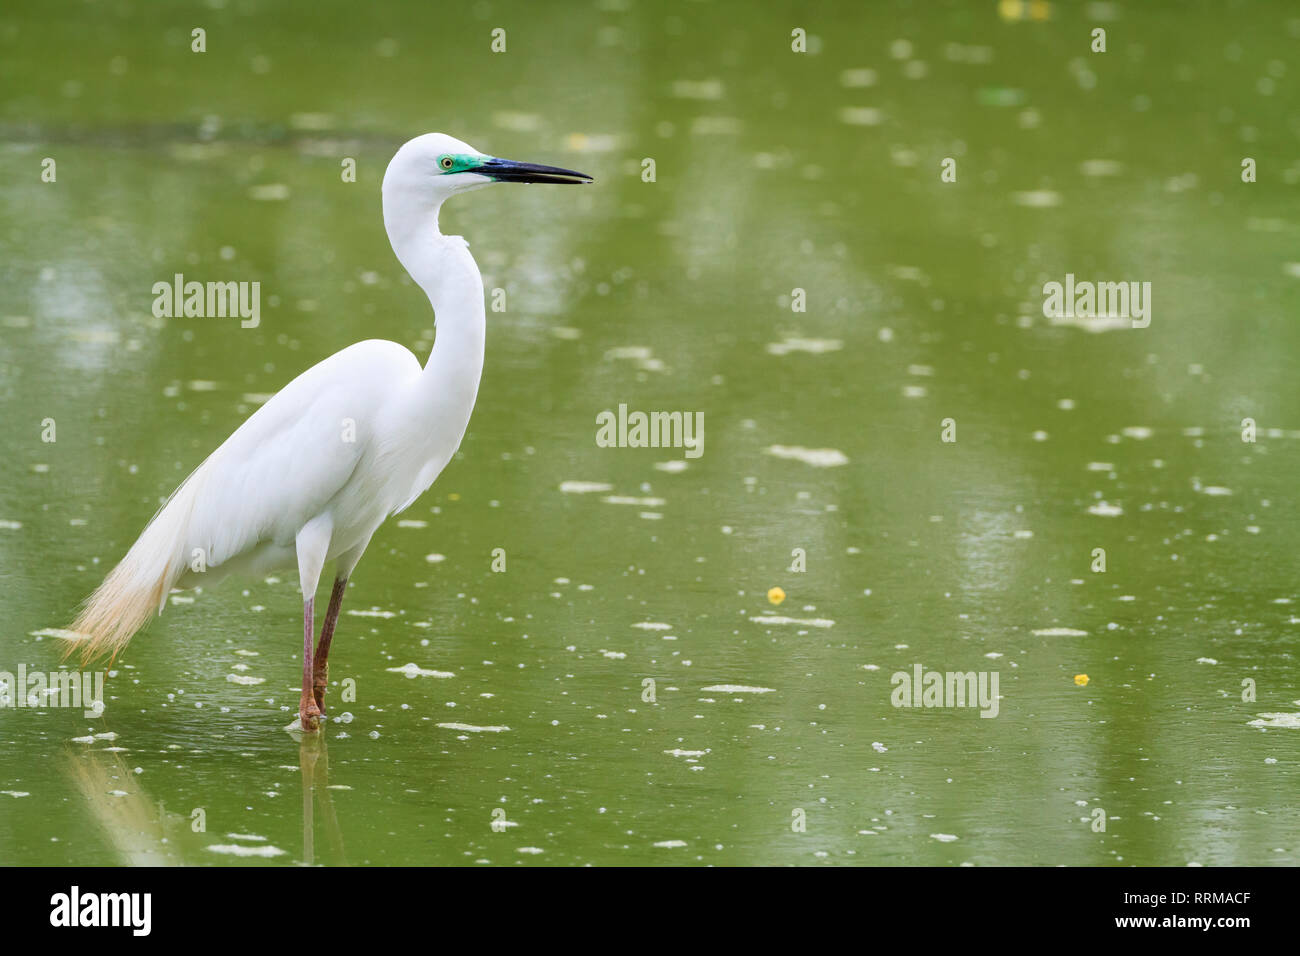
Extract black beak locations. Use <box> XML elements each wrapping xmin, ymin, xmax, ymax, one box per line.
<box><xmin>479</xmin><ymin>157</ymin><xmax>593</xmax><ymax>184</ymax></box>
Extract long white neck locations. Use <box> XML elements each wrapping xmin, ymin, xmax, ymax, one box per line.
<box><xmin>382</xmin><ymin>194</ymin><xmax>486</xmax><ymax>450</ymax></box>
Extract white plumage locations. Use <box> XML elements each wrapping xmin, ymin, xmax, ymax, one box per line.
<box><xmin>69</xmin><ymin>133</ymin><xmax>591</xmax><ymax>730</ymax></box>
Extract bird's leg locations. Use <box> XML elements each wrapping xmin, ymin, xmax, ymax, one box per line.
<box><xmin>299</xmin><ymin>597</ymin><xmax>321</xmax><ymax>731</ymax></box>
<box><xmin>313</xmin><ymin>576</ymin><xmax>347</xmax><ymax>714</ymax></box>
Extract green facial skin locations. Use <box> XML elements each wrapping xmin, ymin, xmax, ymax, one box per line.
<box><xmin>438</xmin><ymin>153</ymin><xmax>485</xmax><ymax>174</ymax></box>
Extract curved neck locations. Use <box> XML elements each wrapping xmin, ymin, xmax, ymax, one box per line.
<box><xmin>383</xmin><ymin>195</ymin><xmax>486</xmax><ymax>430</ymax></box>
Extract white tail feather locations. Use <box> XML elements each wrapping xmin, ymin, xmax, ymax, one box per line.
<box><xmin>67</xmin><ymin>468</ymin><xmax>208</xmax><ymax>665</ymax></box>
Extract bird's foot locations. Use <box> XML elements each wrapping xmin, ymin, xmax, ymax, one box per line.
<box><xmin>300</xmin><ymin>698</ymin><xmax>322</xmax><ymax>732</ymax></box>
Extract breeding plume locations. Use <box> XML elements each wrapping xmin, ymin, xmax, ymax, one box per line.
<box><xmin>69</xmin><ymin>133</ymin><xmax>592</xmax><ymax>730</ymax></box>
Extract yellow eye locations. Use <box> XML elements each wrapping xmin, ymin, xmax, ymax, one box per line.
<box><xmin>440</xmin><ymin>156</ymin><xmax>454</xmax><ymax>170</ymax></box>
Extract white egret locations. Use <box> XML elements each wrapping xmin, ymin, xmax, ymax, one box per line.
<box><xmin>68</xmin><ymin>133</ymin><xmax>592</xmax><ymax>730</ymax></box>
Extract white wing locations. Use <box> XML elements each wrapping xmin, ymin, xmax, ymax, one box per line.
<box><xmin>71</xmin><ymin>340</ymin><xmax>420</xmax><ymax>662</ymax></box>
<box><xmin>184</xmin><ymin>339</ymin><xmax>421</xmax><ymax>568</ymax></box>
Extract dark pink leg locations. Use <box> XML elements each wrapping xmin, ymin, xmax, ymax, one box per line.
<box><xmin>299</xmin><ymin>597</ymin><xmax>321</xmax><ymax>731</ymax></box>
<box><xmin>313</xmin><ymin>577</ymin><xmax>347</xmax><ymax>714</ymax></box>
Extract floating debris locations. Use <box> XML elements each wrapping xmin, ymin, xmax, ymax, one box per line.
<box><xmin>767</xmin><ymin>586</ymin><xmax>786</xmax><ymax>605</ymax></box>
<box><xmin>205</xmin><ymin>844</ymin><xmax>287</xmax><ymax>857</ymax></box>
<box><xmin>29</xmin><ymin>627</ymin><xmax>86</xmax><ymax>640</ymax></box>
<box><xmin>1080</xmin><ymin>159</ymin><xmax>1124</xmax><ymax>177</ymax></box>
<box><xmin>437</xmin><ymin>722</ymin><xmax>509</xmax><ymax>733</ymax></box>
<box><xmin>764</xmin><ymin>445</ymin><xmax>849</xmax><ymax>467</ymax></box>
<box><xmin>749</xmin><ymin>615</ymin><xmax>835</xmax><ymax>628</ymax></box>
<box><xmin>387</xmin><ymin>663</ymin><xmax>454</xmax><ymax>678</ymax></box>
<box><xmin>766</xmin><ymin>337</ymin><xmax>843</xmax><ymax>356</ymax></box>
<box><xmin>840</xmin><ymin>68</ymin><xmax>877</xmax><ymax>87</ymax></box>
<box><xmin>560</xmin><ymin>480</ymin><xmax>613</xmax><ymax>494</ymax></box>
<box><xmin>1050</xmin><ymin>313</ymin><xmax>1132</xmax><ymax>333</ymax></box>
<box><xmin>1249</xmin><ymin>711</ymin><xmax>1300</xmax><ymax>729</ymax></box>
<box><xmin>671</xmin><ymin>79</ymin><xmax>724</xmax><ymax>100</ymax></box>
<box><xmin>701</xmin><ymin>684</ymin><xmax>775</xmax><ymax>694</ymax></box>
<box><xmin>839</xmin><ymin>107</ymin><xmax>883</xmax><ymax>126</ymax></box>
<box><xmin>247</xmin><ymin>184</ymin><xmax>290</xmax><ymax>202</ymax></box>
<box><xmin>1074</xmin><ymin>674</ymin><xmax>1090</xmax><ymax>686</ymax></box>
<box><xmin>1011</xmin><ymin>190</ymin><xmax>1061</xmax><ymax>208</ymax></box>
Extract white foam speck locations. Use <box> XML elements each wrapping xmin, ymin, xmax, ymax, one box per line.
<box><xmin>671</xmin><ymin>79</ymin><xmax>724</xmax><ymax>100</ymax></box>
<box><xmin>559</xmin><ymin>480</ymin><xmax>613</xmax><ymax>494</ymax></box>
<box><xmin>247</xmin><ymin>184</ymin><xmax>290</xmax><ymax>202</ymax></box>
<box><xmin>1012</xmin><ymin>190</ymin><xmax>1061</xmax><ymax>207</ymax></box>
<box><xmin>1080</xmin><ymin>159</ymin><xmax>1124</xmax><ymax>177</ymax></box>
<box><xmin>225</xmin><ymin>674</ymin><xmax>265</xmax><ymax>685</ymax></box>
<box><xmin>701</xmin><ymin>684</ymin><xmax>775</xmax><ymax>694</ymax></box>
<box><xmin>29</xmin><ymin>628</ymin><xmax>87</xmax><ymax>640</ymax></box>
<box><xmin>1049</xmin><ymin>314</ymin><xmax>1132</xmax><ymax>333</ymax></box>
<box><xmin>387</xmin><ymin>663</ymin><xmax>455</xmax><ymax>678</ymax></box>
<box><xmin>653</xmin><ymin>840</ymin><xmax>688</xmax><ymax>848</ymax></box>
<box><xmin>766</xmin><ymin>337</ymin><xmax>843</xmax><ymax>356</ymax></box>
<box><xmin>602</xmin><ymin>495</ymin><xmax>666</xmax><ymax>506</ymax></box>
<box><xmin>1249</xmin><ymin>713</ymin><xmax>1300</xmax><ymax>729</ymax></box>
<box><xmin>632</xmin><ymin>622</ymin><xmax>673</xmax><ymax>631</ymax></box>
<box><xmin>1088</xmin><ymin>502</ymin><xmax>1123</xmax><ymax>516</ymax></box>
<box><xmin>1032</xmin><ymin>627</ymin><xmax>1088</xmax><ymax>636</ymax></box>
<box><xmin>840</xmin><ymin>68</ymin><xmax>877</xmax><ymax>87</ymax></box>
<box><xmin>438</xmin><ymin>722</ymin><xmax>509</xmax><ymax>733</ymax></box>
<box><xmin>206</xmin><ymin>844</ymin><xmax>288</xmax><ymax>857</ymax></box>
<box><xmin>839</xmin><ymin>107</ymin><xmax>883</xmax><ymax>126</ymax></box>
<box><xmin>764</xmin><ymin>445</ymin><xmax>849</xmax><ymax>467</ymax></box>
<box><xmin>749</xmin><ymin>615</ymin><xmax>835</xmax><ymax>628</ymax></box>
<box><xmin>930</xmin><ymin>833</ymin><xmax>960</xmax><ymax>842</ymax></box>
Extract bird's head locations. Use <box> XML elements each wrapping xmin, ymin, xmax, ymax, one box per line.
<box><xmin>382</xmin><ymin>132</ymin><xmax>592</xmax><ymax>210</ymax></box>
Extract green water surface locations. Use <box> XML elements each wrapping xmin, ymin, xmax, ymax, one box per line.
<box><xmin>1</xmin><ymin>0</ymin><xmax>1298</xmax><ymax>865</ymax></box>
